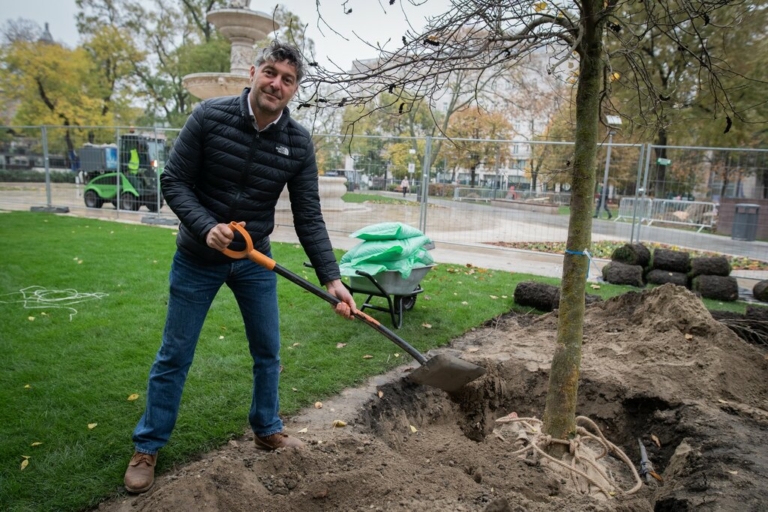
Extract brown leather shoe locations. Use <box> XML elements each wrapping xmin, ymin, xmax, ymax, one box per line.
<box><xmin>124</xmin><ymin>451</ymin><xmax>157</xmax><ymax>493</ymax></box>
<box><xmin>254</xmin><ymin>431</ymin><xmax>305</xmax><ymax>450</ymax></box>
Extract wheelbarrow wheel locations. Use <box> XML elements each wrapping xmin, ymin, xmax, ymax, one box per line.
<box><xmin>400</xmin><ymin>294</ymin><xmax>417</xmax><ymax>311</ymax></box>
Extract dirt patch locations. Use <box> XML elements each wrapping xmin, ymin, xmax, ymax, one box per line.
<box><xmin>99</xmin><ymin>284</ymin><xmax>768</xmax><ymax>511</ymax></box>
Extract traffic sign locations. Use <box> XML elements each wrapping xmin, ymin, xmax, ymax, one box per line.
<box><xmin>408</xmin><ymin>163</ymin><xmax>415</xmax><ymax>174</ymax></box>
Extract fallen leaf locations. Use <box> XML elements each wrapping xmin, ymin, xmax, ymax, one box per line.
<box><xmin>684</xmin><ymin>334</ymin><xmax>693</xmax><ymax>340</ymax></box>
<box><xmin>31</xmin><ymin>442</ymin><xmax>43</xmax><ymax>447</ymax></box>
<box><xmin>590</xmin><ymin>284</ymin><xmax>601</xmax><ymax>289</ymax></box>
<box><xmin>651</xmin><ymin>434</ymin><xmax>661</xmax><ymax>448</ymax></box>
<box><xmin>410</xmin><ymin>425</ymin><xmax>418</xmax><ymax>433</ymax></box>
<box><xmin>78</xmin><ymin>260</ymin><xmax>83</xmax><ymax>264</ymax></box>
<box><xmin>461</xmin><ymin>301</ymin><xmax>468</xmax><ymax>305</ymax></box>
<box><xmin>28</xmin><ymin>316</ymin><xmax>35</xmax><ymax>321</ymax></box>
<box><xmin>394</xmin><ymin>353</ymin><xmax>400</xmax><ymax>358</ymax></box>
<box><xmin>489</xmin><ymin>295</ymin><xmax>498</xmax><ymax>299</ymax></box>
<box><xmin>292</xmin><ymin>387</ymin><xmax>298</xmax><ymax>392</ymax></box>
<box><xmin>88</xmin><ymin>423</ymin><xmax>98</xmax><ymax>430</ymax></box>
<box><xmin>422</xmin><ymin>323</ymin><xmax>432</xmax><ymax>329</ymax></box>
<box><xmin>40</xmin><ymin>312</ymin><xmax>47</xmax><ymax>316</ymax></box>
<box><xmin>332</xmin><ymin>420</ymin><xmax>347</xmax><ymax>428</ymax></box>
<box><xmin>20</xmin><ymin>459</ymin><xmax>29</xmax><ymax>471</ymax></box>
<box><xmin>502</xmin><ymin>295</ymin><xmax>508</xmax><ymax>299</ymax></box>
<box><xmin>650</xmin><ymin>471</ymin><xmax>663</xmax><ymax>482</ymax></box>
<box><xmin>292</xmin><ymin>343</ymin><xmax>301</xmax><ymax>347</ymax></box>
<box><xmin>127</xmin><ymin>394</ymin><xmax>139</xmax><ymax>401</ymax></box>
<box><xmin>717</xmin><ymin>399</ymin><xmax>729</xmax><ymax>404</ymax></box>
<box><xmin>219</xmin><ymin>335</ymin><xmax>225</xmax><ymax>340</ymax></box>
<box><xmin>363</xmin><ymin>355</ymin><xmax>373</xmax><ymax>359</ymax></box>
<box><xmin>24</xmin><ymin>384</ymin><xmax>31</xmax><ymax>389</ymax></box>
<box><xmin>728</xmin><ymin>470</ymin><xmax>738</xmax><ymax>475</ymax></box>
<box><xmin>467</xmin><ymin>347</ymin><xmax>480</xmax><ymax>353</ymax></box>
<box><xmin>377</xmin><ymin>390</ymin><xmax>384</xmax><ymax>398</ymax></box>
<box><xmin>314</xmin><ymin>402</ymin><xmax>323</xmax><ymax>409</ymax></box>
<box><xmin>298</xmin><ymin>427</ymin><xmax>308</xmax><ymax>433</ymax></box>
<box><xmin>336</xmin><ymin>343</ymin><xmax>347</xmax><ymax>349</ymax></box>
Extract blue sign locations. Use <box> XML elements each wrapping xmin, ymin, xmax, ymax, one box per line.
<box><xmin>105</xmin><ymin>147</ymin><xmax>118</xmax><ymax>170</ymax></box>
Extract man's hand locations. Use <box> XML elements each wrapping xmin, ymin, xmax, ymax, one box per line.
<box><xmin>206</xmin><ymin>221</ymin><xmax>245</xmax><ymax>251</ymax></box>
<box><xmin>325</xmin><ymin>279</ymin><xmax>357</xmax><ymax>319</ymax></box>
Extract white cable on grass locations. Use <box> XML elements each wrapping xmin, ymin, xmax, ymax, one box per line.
<box><xmin>0</xmin><ymin>286</ymin><xmax>109</xmax><ymax>321</ymax></box>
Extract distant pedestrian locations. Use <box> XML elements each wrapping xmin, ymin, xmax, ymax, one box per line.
<box><xmin>401</xmin><ymin>177</ymin><xmax>410</xmax><ymax>197</ymax></box>
<box><xmin>506</xmin><ymin>185</ymin><xmax>517</xmax><ymax>200</ymax></box>
<box><xmin>593</xmin><ymin>184</ymin><xmax>612</xmax><ymax>219</ymax></box>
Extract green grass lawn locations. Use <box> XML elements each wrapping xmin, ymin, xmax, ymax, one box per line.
<box><xmin>0</xmin><ymin>211</ymin><xmax>751</xmax><ymax>511</ymax></box>
<box><xmin>342</xmin><ymin>192</ymin><xmax>413</xmax><ymax>205</ymax></box>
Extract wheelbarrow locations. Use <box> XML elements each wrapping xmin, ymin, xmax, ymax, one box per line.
<box><xmin>221</xmin><ymin>222</ymin><xmax>486</xmax><ymax>393</ymax></box>
<box><xmin>345</xmin><ymin>266</ymin><xmax>435</xmax><ymax>329</ymax></box>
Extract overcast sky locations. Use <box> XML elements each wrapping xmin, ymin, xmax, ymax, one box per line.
<box><xmin>0</xmin><ymin>0</ymin><xmax>446</xmax><ymax>69</ymax></box>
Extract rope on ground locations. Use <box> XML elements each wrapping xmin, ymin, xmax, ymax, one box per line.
<box><xmin>494</xmin><ymin>414</ymin><xmax>643</xmax><ymax>498</ymax></box>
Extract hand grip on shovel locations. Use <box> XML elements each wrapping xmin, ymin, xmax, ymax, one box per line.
<box><xmin>220</xmin><ymin>222</ymin><xmax>485</xmax><ymax>392</ymax></box>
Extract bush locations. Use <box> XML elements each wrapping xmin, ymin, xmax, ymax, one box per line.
<box><xmin>0</xmin><ymin>168</ymin><xmax>76</xmax><ymax>183</ymax></box>
<box><xmin>429</xmin><ymin>183</ymin><xmax>456</xmax><ymax>197</ymax></box>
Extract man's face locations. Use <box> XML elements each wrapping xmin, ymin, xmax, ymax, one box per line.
<box><xmin>249</xmin><ymin>60</ymin><xmax>299</xmax><ymax>117</ymax></box>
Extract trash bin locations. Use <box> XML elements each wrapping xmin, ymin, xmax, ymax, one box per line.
<box><xmin>732</xmin><ymin>203</ymin><xmax>760</xmax><ymax>241</ymax></box>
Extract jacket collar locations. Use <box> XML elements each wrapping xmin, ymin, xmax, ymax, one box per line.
<box><xmin>240</xmin><ymin>87</ymin><xmax>291</xmax><ymax>132</ymax></box>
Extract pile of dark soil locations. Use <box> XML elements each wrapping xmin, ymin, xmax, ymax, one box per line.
<box><xmin>100</xmin><ymin>285</ymin><xmax>768</xmax><ymax>512</ymax></box>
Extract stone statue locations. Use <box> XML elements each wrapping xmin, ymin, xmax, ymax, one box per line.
<box><xmin>228</xmin><ymin>0</ymin><xmax>250</xmax><ymax>9</ymax></box>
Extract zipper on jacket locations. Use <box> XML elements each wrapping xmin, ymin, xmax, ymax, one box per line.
<box><xmin>228</xmin><ymin>130</ymin><xmax>259</xmax><ymax>222</ymax></box>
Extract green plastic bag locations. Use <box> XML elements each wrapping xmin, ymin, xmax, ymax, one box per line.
<box><xmin>340</xmin><ymin>235</ymin><xmax>431</xmax><ymax>265</ymax></box>
<box><xmin>350</xmin><ymin>222</ymin><xmax>424</xmax><ymax>241</ymax></box>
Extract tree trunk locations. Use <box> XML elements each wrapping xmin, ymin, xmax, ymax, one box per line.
<box><xmin>541</xmin><ymin>0</ymin><xmax>604</xmax><ymax>456</ymax></box>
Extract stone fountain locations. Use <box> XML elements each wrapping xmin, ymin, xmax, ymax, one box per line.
<box><xmin>181</xmin><ymin>0</ymin><xmax>349</xmax><ymax>211</ymax></box>
<box><xmin>182</xmin><ymin>0</ymin><xmax>276</xmax><ymax>99</ymax></box>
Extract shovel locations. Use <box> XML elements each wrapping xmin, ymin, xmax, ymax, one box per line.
<box><xmin>222</xmin><ymin>222</ymin><xmax>486</xmax><ymax>393</ymax></box>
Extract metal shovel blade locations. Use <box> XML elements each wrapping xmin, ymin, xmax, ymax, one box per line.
<box><xmin>408</xmin><ymin>354</ymin><xmax>486</xmax><ymax>393</ymax></box>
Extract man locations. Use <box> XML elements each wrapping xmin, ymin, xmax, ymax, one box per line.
<box><xmin>593</xmin><ymin>183</ymin><xmax>612</xmax><ymax>219</ymax></box>
<box><xmin>124</xmin><ymin>41</ymin><xmax>357</xmax><ymax>494</ymax></box>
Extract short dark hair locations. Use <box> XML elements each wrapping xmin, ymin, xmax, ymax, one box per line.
<box><xmin>254</xmin><ymin>41</ymin><xmax>306</xmax><ymax>83</ymax></box>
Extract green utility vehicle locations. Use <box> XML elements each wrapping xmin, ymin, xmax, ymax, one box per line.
<box><xmin>80</xmin><ymin>133</ymin><xmax>168</xmax><ymax>211</ymax></box>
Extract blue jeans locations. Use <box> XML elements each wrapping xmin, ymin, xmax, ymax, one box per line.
<box><xmin>132</xmin><ymin>250</ymin><xmax>282</xmax><ymax>454</ymax></box>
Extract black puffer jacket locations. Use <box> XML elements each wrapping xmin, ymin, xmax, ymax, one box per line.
<box><xmin>161</xmin><ymin>88</ymin><xmax>340</xmax><ymax>285</ymax></box>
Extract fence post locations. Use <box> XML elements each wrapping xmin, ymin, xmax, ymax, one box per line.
<box><xmin>419</xmin><ymin>136</ymin><xmax>432</xmax><ymax>234</ymax></box>
<box><xmin>116</xmin><ymin>127</ymin><xmax>122</xmax><ymax>215</ymax></box>
<box><xmin>154</xmin><ymin>126</ymin><xmax>160</xmax><ymax>216</ymax></box>
<box><xmin>29</xmin><ymin>126</ymin><xmax>69</xmax><ymax>214</ymax></box>
<box><xmin>42</xmin><ymin>126</ymin><xmax>52</xmax><ymax>208</ymax></box>
<box><xmin>634</xmin><ymin>144</ymin><xmax>653</xmax><ymax>242</ymax></box>
<box><xmin>630</xmin><ymin>144</ymin><xmax>645</xmax><ymax>244</ymax></box>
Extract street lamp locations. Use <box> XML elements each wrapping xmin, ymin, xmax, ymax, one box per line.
<box><xmin>597</xmin><ymin>115</ymin><xmax>622</xmax><ymax>219</ymax></box>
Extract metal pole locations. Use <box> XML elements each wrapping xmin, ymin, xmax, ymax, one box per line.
<box><xmin>637</xmin><ymin>144</ymin><xmax>654</xmax><ymax>242</ymax></box>
<box><xmin>419</xmin><ymin>136</ymin><xmax>432</xmax><ymax>234</ymax></box>
<box><xmin>630</xmin><ymin>144</ymin><xmax>645</xmax><ymax>243</ymax></box>
<box><xmin>42</xmin><ymin>126</ymin><xmax>52</xmax><ymax>207</ymax></box>
<box><xmin>116</xmin><ymin>127</ymin><xmax>122</xmax><ymax>216</ymax></box>
<box><xmin>598</xmin><ymin>130</ymin><xmax>614</xmax><ymax>219</ymax></box>
<box><xmin>154</xmin><ymin>126</ymin><xmax>160</xmax><ymax>216</ymax></box>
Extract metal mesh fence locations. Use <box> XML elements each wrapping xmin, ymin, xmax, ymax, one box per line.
<box><xmin>1</xmin><ymin>126</ymin><xmax>766</xmax><ymax>259</ymax></box>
